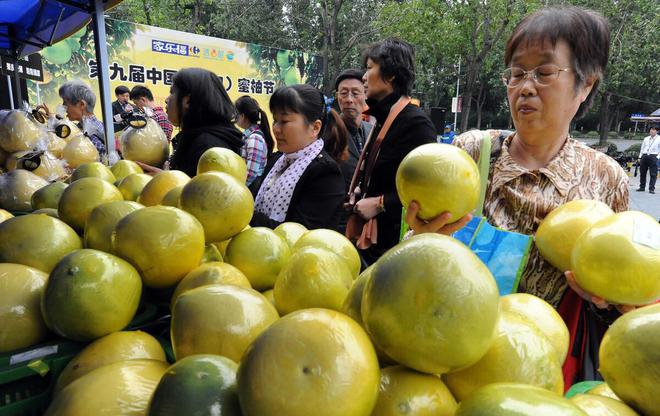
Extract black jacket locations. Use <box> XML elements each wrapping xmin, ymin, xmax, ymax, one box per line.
<box><xmin>250</xmin><ymin>150</ymin><xmax>345</xmax><ymax>231</ymax></box>
<box><xmin>112</xmin><ymin>100</ymin><xmax>128</xmax><ymax>133</ymax></box>
<box><xmin>358</xmin><ymin>92</ymin><xmax>436</xmax><ymax>262</ymax></box>
<box><xmin>169</xmin><ymin>123</ymin><xmax>243</xmax><ymax>177</ymax></box>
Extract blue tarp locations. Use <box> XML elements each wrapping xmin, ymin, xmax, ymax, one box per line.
<box><xmin>0</xmin><ymin>0</ymin><xmax>119</xmax><ymax>59</ymax></box>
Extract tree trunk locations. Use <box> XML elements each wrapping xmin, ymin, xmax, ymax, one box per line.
<box><xmin>598</xmin><ymin>92</ymin><xmax>610</xmax><ymax>146</ymax></box>
<box><xmin>460</xmin><ymin>60</ymin><xmax>479</xmax><ymax>132</ymax></box>
<box><xmin>141</xmin><ymin>0</ymin><xmax>152</xmax><ymax>25</ymax></box>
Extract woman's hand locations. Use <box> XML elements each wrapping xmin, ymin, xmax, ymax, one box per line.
<box><xmin>135</xmin><ymin>161</ymin><xmax>163</xmax><ymax>176</ymax></box>
<box><xmin>405</xmin><ymin>201</ymin><xmax>472</xmax><ymax>236</ymax></box>
<box><xmin>354</xmin><ymin>196</ymin><xmax>383</xmax><ymax>220</ymax></box>
<box><xmin>565</xmin><ymin>270</ymin><xmax>641</xmax><ymax>314</ymax></box>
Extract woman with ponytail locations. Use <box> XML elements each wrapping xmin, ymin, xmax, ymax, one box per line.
<box><xmin>250</xmin><ymin>84</ymin><xmax>346</xmax><ymax>230</ymax></box>
<box><xmin>235</xmin><ymin>96</ymin><xmax>275</xmax><ymax>185</ymax></box>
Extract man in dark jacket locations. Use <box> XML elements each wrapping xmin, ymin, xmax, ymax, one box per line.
<box><xmin>112</xmin><ymin>85</ymin><xmax>132</xmax><ymax>133</ymax></box>
<box><xmin>335</xmin><ymin>69</ymin><xmax>373</xmax><ymax>233</ymax></box>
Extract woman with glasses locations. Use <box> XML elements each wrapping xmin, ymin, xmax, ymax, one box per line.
<box><xmin>406</xmin><ymin>6</ymin><xmax>630</xmax><ymax>385</ymax></box>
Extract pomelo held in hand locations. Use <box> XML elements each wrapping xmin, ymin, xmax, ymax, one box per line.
<box><xmin>396</xmin><ymin>143</ymin><xmax>480</xmax><ymax>222</ymax></box>
<box><xmin>196</xmin><ymin>146</ymin><xmax>248</xmax><ymax>182</ymax></box>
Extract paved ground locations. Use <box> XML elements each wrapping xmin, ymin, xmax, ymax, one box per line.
<box><xmin>576</xmin><ymin>138</ymin><xmax>642</xmax><ymax>151</ymax></box>
<box><xmin>628</xmin><ymin>172</ymin><xmax>660</xmax><ymax>220</ymax></box>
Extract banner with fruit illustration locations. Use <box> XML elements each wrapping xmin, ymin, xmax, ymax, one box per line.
<box><xmin>27</xmin><ymin>18</ymin><xmax>324</xmax><ymax>122</ymax></box>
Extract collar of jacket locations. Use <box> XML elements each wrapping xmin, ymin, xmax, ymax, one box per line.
<box><xmin>365</xmin><ymin>92</ymin><xmax>403</xmax><ymax>124</ymax></box>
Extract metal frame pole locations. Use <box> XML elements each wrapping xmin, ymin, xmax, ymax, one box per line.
<box><xmin>91</xmin><ymin>0</ymin><xmax>116</xmax><ymax>160</ymax></box>
<box><xmin>453</xmin><ymin>56</ymin><xmax>461</xmax><ymax>131</ymax></box>
<box><xmin>6</xmin><ymin>75</ymin><xmax>14</xmax><ymax>109</ymax></box>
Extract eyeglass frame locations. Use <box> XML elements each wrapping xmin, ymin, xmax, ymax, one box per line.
<box><xmin>336</xmin><ymin>90</ymin><xmax>365</xmax><ymax>99</ymax></box>
<box><xmin>501</xmin><ymin>64</ymin><xmax>572</xmax><ymax>88</ymax></box>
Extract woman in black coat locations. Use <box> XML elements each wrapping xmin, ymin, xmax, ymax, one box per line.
<box><xmin>349</xmin><ymin>38</ymin><xmax>437</xmax><ymax>264</ymax></box>
<box><xmin>250</xmin><ymin>84</ymin><xmax>346</xmax><ymax>231</ymax></box>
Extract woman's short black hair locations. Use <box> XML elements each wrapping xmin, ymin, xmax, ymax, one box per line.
<box><xmin>505</xmin><ymin>6</ymin><xmax>610</xmax><ymax>119</ymax></box>
<box><xmin>172</xmin><ymin>68</ymin><xmax>236</xmax><ymax>129</ymax></box>
<box><xmin>362</xmin><ymin>38</ymin><xmax>416</xmax><ymax>96</ymax></box>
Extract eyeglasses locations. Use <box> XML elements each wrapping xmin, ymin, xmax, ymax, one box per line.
<box><xmin>502</xmin><ymin>64</ymin><xmax>571</xmax><ymax>88</ymax></box>
<box><xmin>337</xmin><ymin>90</ymin><xmax>364</xmax><ymax>99</ymax></box>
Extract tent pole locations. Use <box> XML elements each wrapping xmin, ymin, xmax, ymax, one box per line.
<box><xmin>13</xmin><ymin>59</ymin><xmax>22</xmax><ymax>106</ymax></box>
<box><xmin>91</xmin><ymin>0</ymin><xmax>116</xmax><ymax>162</ymax></box>
<box><xmin>7</xmin><ymin>75</ymin><xmax>14</xmax><ymax>109</ymax></box>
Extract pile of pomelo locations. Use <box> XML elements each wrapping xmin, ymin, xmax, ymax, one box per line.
<box><xmin>0</xmin><ymin>141</ymin><xmax>659</xmax><ymax>415</ymax></box>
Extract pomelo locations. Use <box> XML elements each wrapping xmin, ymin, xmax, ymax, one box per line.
<box><xmin>588</xmin><ymin>383</ymin><xmax>620</xmax><ymax>401</ymax></box>
<box><xmin>0</xmin><ymin>263</ymin><xmax>49</xmax><ymax>352</ymax></box>
<box><xmin>262</xmin><ymin>289</ymin><xmax>275</xmax><ymax>306</ymax></box>
<box><xmin>0</xmin><ymin>110</ymin><xmax>43</xmax><ymax>152</ymax></box>
<box><xmin>372</xmin><ymin>366</ymin><xmax>457</xmax><ymax>416</ymax></box>
<box><xmin>70</xmin><ymin>161</ymin><xmax>116</xmax><ymax>183</ymax></box>
<box><xmin>83</xmin><ymin>200</ymin><xmax>143</xmax><ymax>253</ymax></box>
<box><xmin>444</xmin><ymin>311</ymin><xmax>564</xmax><ymax>401</ymax></box>
<box><xmin>47</xmin><ymin>133</ymin><xmax>66</xmax><ymax>158</ymax></box>
<box><xmin>160</xmin><ymin>185</ymin><xmax>183</xmax><ymax>207</ymax></box>
<box><xmin>45</xmin><ymin>359</ymin><xmax>168</xmax><ymax>416</ymax></box>
<box><xmin>6</xmin><ymin>150</ymin><xmax>67</xmax><ymax>181</ymax></box>
<box><xmin>31</xmin><ymin>181</ymin><xmax>67</xmax><ymax>210</ymax></box>
<box><xmin>148</xmin><ymin>355</ymin><xmax>241</xmax><ymax>416</ymax></box>
<box><xmin>500</xmin><ymin>293</ymin><xmax>569</xmax><ymax>365</ymax></box>
<box><xmin>572</xmin><ymin>211</ymin><xmax>660</xmax><ymax>305</ymax></box>
<box><xmin>31</xmin><ymin>208</ymin><xmax>59</xmax><ymax>218</ymax></box>
<box><xmin>238</xmin><ymin>308</ymin><xmax>380</xmax><ymax>416</ymax></box>
<box><xmin>57</xmin><ymin>177</ymin><xmax>124</xmax><ymax>232</ymax></box>
<box><xmin>225</xmin><ymin>227</ymin><xmax>290</xmax><ymax>290</ymax></box>
<box><xmin>171</xmin><ymin>284</ymin><xmax>278</xmax><ymax>362</ymax></box>
<box><xmin>113</xmin><ymin>206</ymin><xmax>205</xmax><ymax>288</ymax></box>
<box><xmin>341</xmin><ymin>265</ymin><xmax>374</xmax><ymax>325</ymax></box>
<box><xmin>117</xmin><ymin>172</ymin><xmax>151</xmax><ymax>201</ymax></box>
<box><xmin>599</xmin><ymin>303</ymin><xmax>660</xmax><ymax>416</ymax></box>
<box><xmin>0</xmin><ymin>169</ymin><xmax>48</xmax><ymax>211</ymax></box>
<box><xmin>110</xmin><ymin>159</ymin><xmax>143</xmax><ymax>182</ymax></box>
<box><xmin>201</xmin><ymin>242</ymin><xmax>223</xmax><ymax>263</ymax></box>
<box><xmin>293</xmin><ymin>229</ymin><xmax>361</xmax><ymax>278</ymax></box>
<box><xmin>54</xmin><ymin>330</ymin><xmax>166</xmax><ymax>393</ymax></box>
<box><xmin>0</xmin><ymin>209</ymin><xmax>13</xmax><ymax>223</ymax></box>
<box><xmin>455</xmin><ymin>383</ymin><xmax>587</xmax><ymax>416</ymax></box>
<box><xmin>0</xmin><ymin>213</ymin><xmax>81</xmax><ymax>272</ymax></box>
<box><xmin>396</xmin><ymin>143</ymin><xmax>480</xmax><ymax>222</ymax></box>
<box><xmin>170</xmin><ymin>261</ymin><xmax>251</xmax><ymax>309</ymax></box>
<box><xmin>274</xmin><ymin>246</ymin><xmax>352</xmax><ymax>315</ymax></box>
<box><xmin>138</xmin><ymin>169</ymin><xmax>190</xmax><ymax>206</ymax></box>
<box><xmin>62</xmin><ymin>133</ymin><xmax>100</xmax><ymax>168</ymax></box>
<box><xmin>536</xmin><ymin>200</ymin><xmax>614</xmax><ymax>272</ymax></box>
<box><xmin>570</xmin><ymin>394</ymin><xmax>639</xmax><ymax>416</ymax></box>
<box><xmin>179</xmin><ymin>171</ymin><xmax>253</xmax><ymax>242</ymax></box>
<box><xmin>42</xmin><ymin>249</ymin><xmax>142</xmax><ymax>341</ymax></box>
<box><xmin>197</xmin><ymin>146</ymin><xmax>248</xmax><ymax>182</ymax></box>
<box><xmin>274</xmin><ymin>221</ymin><xmax>308</xmax><ymax>247</ymax></box>
<box><xmin>120</xmin><ymin>118</ymin><xmax>170</xmax><ymax>167</ymax></box>
<box><xmin>362</xmin><ymin>233</ymin><xmax>499</xmax><ymax>374</ymax></box>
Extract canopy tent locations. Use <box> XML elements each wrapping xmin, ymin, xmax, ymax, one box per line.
<box><xmin>0</xmin><ymin>0</ymin><xmax>122</xmax><ymax>155</ymax></box>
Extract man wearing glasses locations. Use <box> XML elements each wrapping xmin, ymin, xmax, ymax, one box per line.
<box><xmin>334</xmin><ymin>69</ymin><xmax>373</xmax><ymax>232</ymax></box>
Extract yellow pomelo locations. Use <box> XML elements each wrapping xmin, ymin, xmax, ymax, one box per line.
<box><xmin>172</xmin><ymin>284</ymin><xmax>279</xmax><ymax>362</ymax></box>
<box><xmin>372</xmin><ymin>366</ymin><xmax>457</xmax><ymax>416</ymax></box>
<box><xmin>197</xmin><ymin>146</ymin><xmax>248</xmax><ymax>182</ymax></box>
<box><xmin>500</xmin><ymin>293</ymin><xmax>569</xmax><ymax>365</ymax></box>
<box><xmin>237</xmin><ymin>308</ymin><xmax>380</xmax><ymax>416</ymax></box>
<box><xmin>170</xmin><ymin>262</ymin><xmax>251</xmax><ymax>309</ymax></box>
<box><xmin>274</xmin><ymin>247</ymin><xmax>352</xmax><ymax>315</ymax></box>
<box><xmin>262</xmin><ymin>289</ymin><xmax>275</xmax><ymax>306</ymax></box>
<box><xmin>120</xmin><ymin>118</ymin><xmax>170</xmax><ymax>166</ymax></box>
<box><xmin>362</xmin><ymin>233</ymin><xmax>499</xmax><ymax>374</ymax></box>
<box><xmin>0</xmin><ymin>214</ymin><xmax>81</xmax><ymax>272</ymax></box>
<box><xmin>180</xmin><ymin>171</ymin><xmax>254</xmax><ymax>242</ymax></box>
<box><xmin>396</xmin><ymin>143</ymin><xmax>479</xmax><ymax>222</ymax></box>
<box><xmin>588</xmin><ymin>383</ymin><xmax>620</xmax><ymax>401</ymax></box>
<box><xmin>293</xmin><ymin>229</ymin><xmax>360</xmax><ymax>278</ymax></box>
<box><xmin>455</xmin><ymin>383</ymin><xmax>587</xmax><ymax>416</ymax></box>
<box><xmin>83</xmin><ymin>200</ymin><xmax>143</xmax><ymax>253</ymax></box>
<box><xmin>117</xmin><ymin>172</ymin><xmax>151</xmax><ymax>201</ymax></box>
<box><xmin>536</xmin><ymin>200</ymin><xmax>614</xmax><ymax>272</ymax></box>
<box><xmin>113</xmin><ymin>206</ymin><xmax>205</xmax><ymax>288</ymax></box>
<box><xmin>201</xmin><ymin>242</ymin><xmax>223</xmax><ymax>263</ymax></box>
<box><xmin>0</xmin><ymin>209</ymin><xmax>13</xmax><ymax>223</ymax></box>
<box><xmin>0</xmin><ymin>169</ymin><xmax>48</xmax><ymax>211</ymax></box>
<box><xmin>213</xmin><ymin>239</ymin><xmax>231</xmax><ymax>257</ymax></box>
<box><xmin>110</xmin><ymin>159</ymin><xmax>143</xmax><ymax>182</ymax></box>
<box><xmin>570</xmin><ymin>394</ymin><xmax>639</xmax><ymax>416</ymax></box>
<box><xmin>160</xmin><ymin>185</ymin><xmax>182</xmax><ymax>207</ymax></box>
<box><xmin>225</xmin><ymin>227</ymin><xmax>290</xmax><ymax>290</ymax></box>
<box><xmin>55</xmin><ymin>330</ymin><xmax>166</xmax><ymax>393</ymax></box>
<box><xmin>138</xmin><ymin>169</ymin><xmax>190</xmax><ymax>206</ymax></box>
<box><xmin>599</xmin><ymin>303</ymin><xmax>660</xmax><ymax>416</ymax></box>
<box><xmin>0</xmin><ymin>263</ymin><xmax>49</xmax><ymax>353</ymax></box>
<box><xmin>445</xmin><ymin>311</ymin><xmax>564</xmax><ymax>401</ymax></box>
<box><xmin>341</xmin><ymin>265</ymin><xmax>374</xmax><ymax>325</ymax></box>
<box><xmin>62</xmin><ymin>133</ymin><xmax>100</xmax><ymax>168</ymax></box>
<box><xmin>0</xmin><ymin>110</ymin><xmax>42</xmax><ymax>152</ymax></box>
<box><xmin>42</xmin><ymin>249</ymin><xmax>142</xmax><ymax>341</ymax></box>
<box><xmin>148</xmin><ymin>355</ymin><xmax>241</xmax><ymax>416</ymax></box>
<box><xmin>572</xmin><ymin>211</ymin><xmax>660</xmax><ymax>305</ymax></box>
<box><xmin>7</xmin><ymin>150</ymin><xmax>67</xmax><ymax>181</ymax></box>
<box><xmin>58</xmin><ymin>177</ymin><xmax>123</xmax><ymax>232</ymax></box>
<box><xmin>32</xmin><ymin>208</ymin><xmax>59</xmax><ymax>217</ymax></box>
<box><xmin>70</xmin><ymin>161</ymin><xmax>116</xmax><ymax>183</ymax></box>
<box><xmin>31</xmin><ymin>181</ymin><xmax>67</xmax><ymax>210</ymax></box>
<box><xmin>45</xmin><ymin>359</ymin><xmax>169</xmax><ymax>416</ymax></box>
<box><xmin>47</xmin><ymin>133</ymin><xmax>66</xmax><ymax>158</ymax></box>
<box><xmin>274</xmin><ymin>221</ymin><xmax>308</xmax><ymax>247</ymax></box>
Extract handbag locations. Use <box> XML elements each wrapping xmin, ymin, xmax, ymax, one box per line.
<box><xmin>345</xmin><ymin>96</ymin><xmax>411</xmax><ymax>249</ymax></box>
